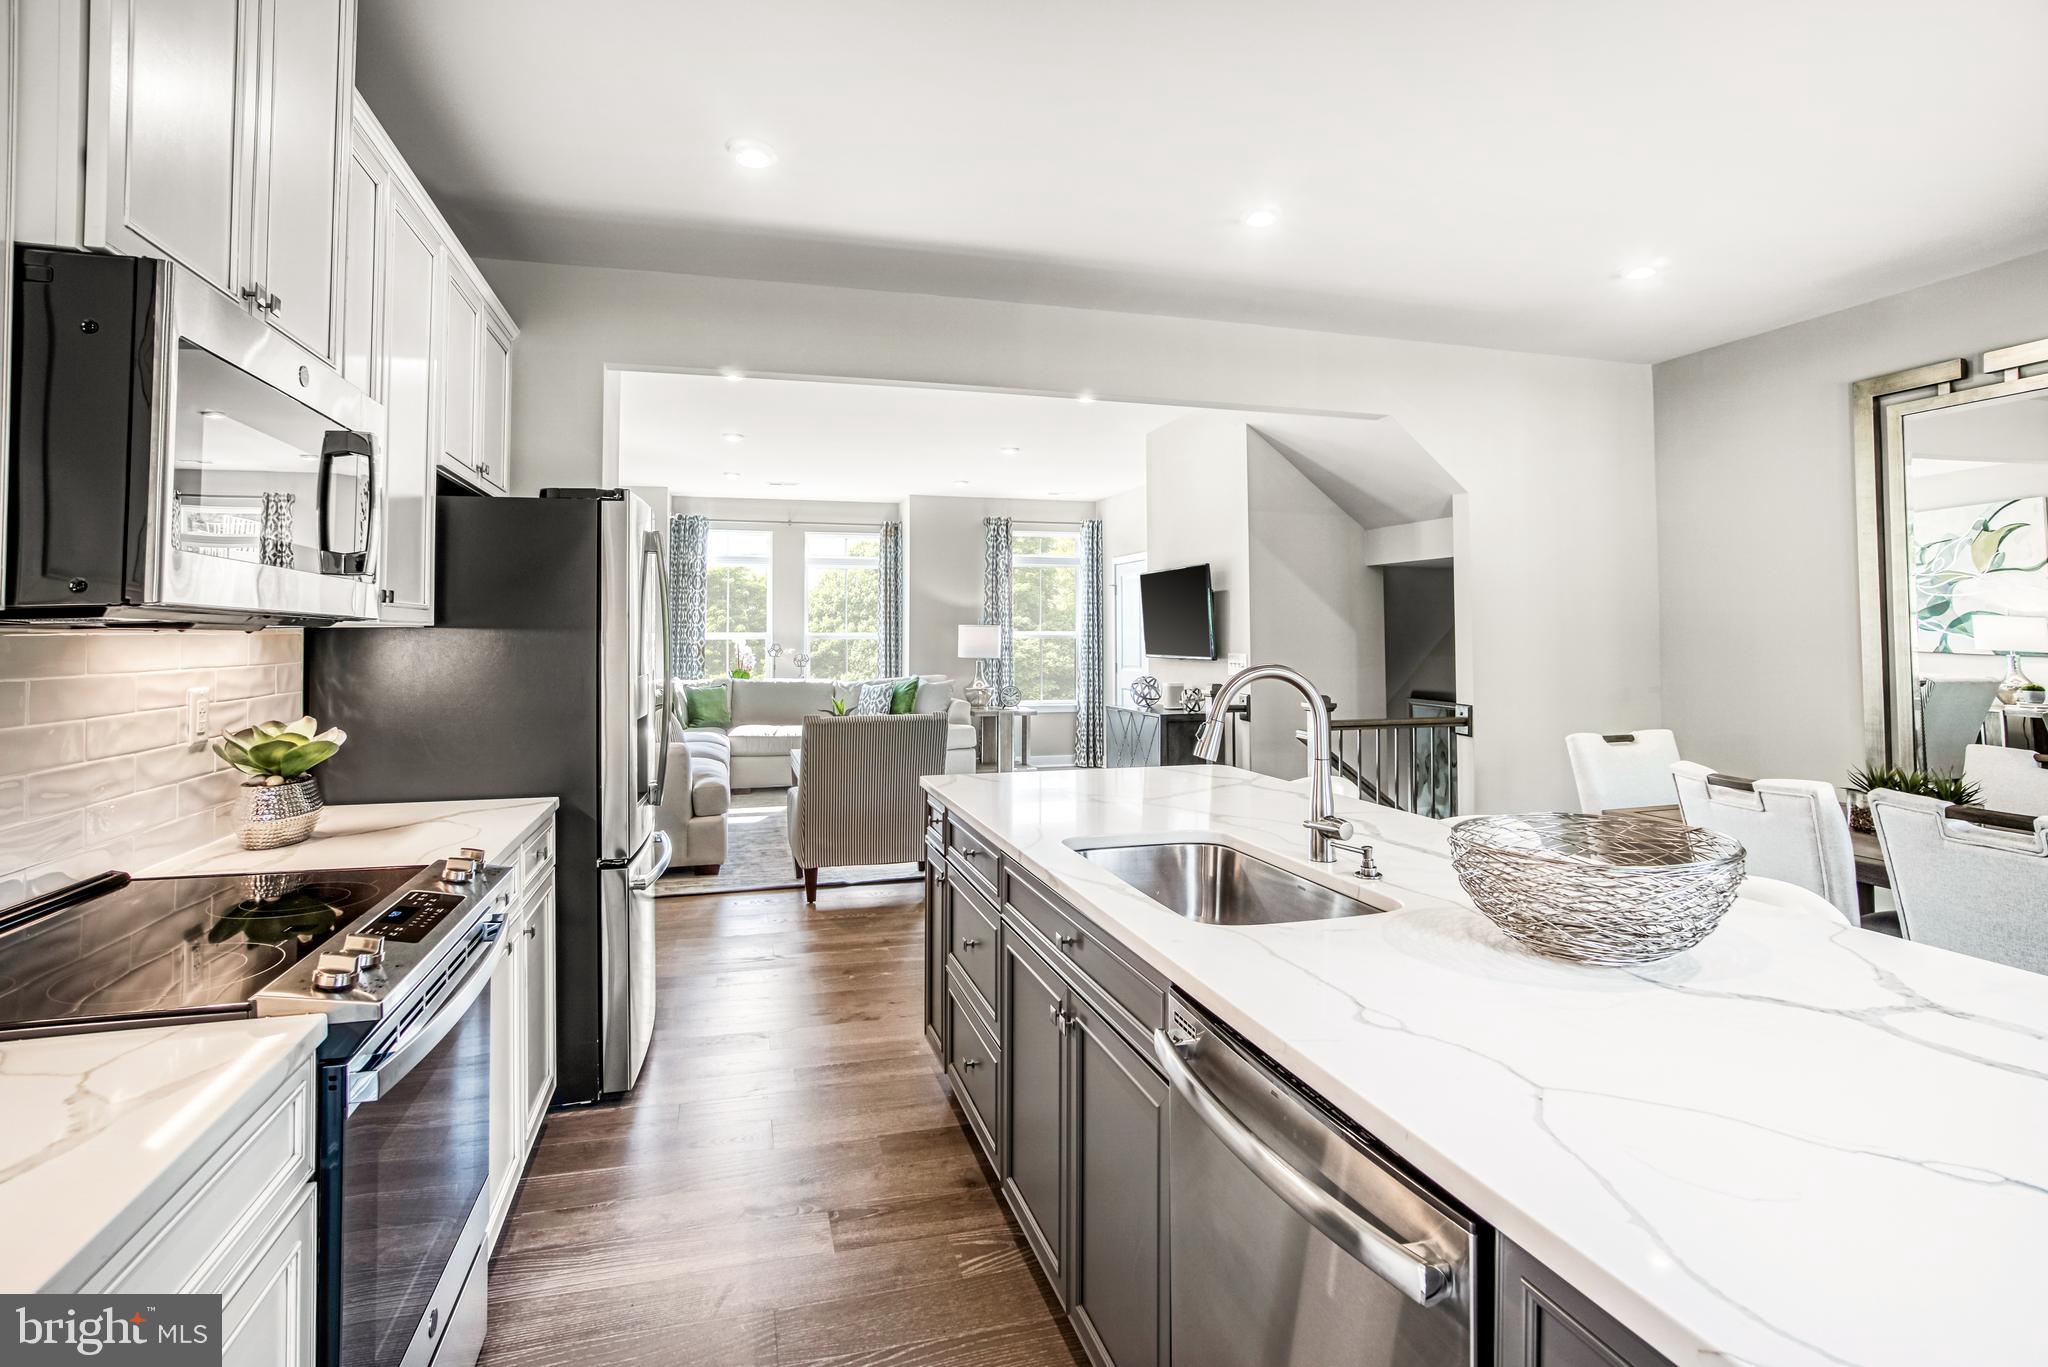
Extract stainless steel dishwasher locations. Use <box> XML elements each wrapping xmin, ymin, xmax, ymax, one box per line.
<box><xmin>1154</xmin><ymin>991</ymin><xmax>1483</xmax><ymax>1367</ymax></box>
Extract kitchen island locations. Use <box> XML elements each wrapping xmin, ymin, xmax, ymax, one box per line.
<box><xmin>923</xmin><ymin>765</ymin><xmax>2048</xmax><ymax>1367</ymax></box>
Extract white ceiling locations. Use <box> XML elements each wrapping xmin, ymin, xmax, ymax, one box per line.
<box><xmin>358</xmin><ymin>0</ymin><xmax>2048</xmax><ymax>364</ymax></box>
<box><xmin>617</xmin><ymin>372</ymin><xmax>1195</xmax><ymax>502</ymax></box>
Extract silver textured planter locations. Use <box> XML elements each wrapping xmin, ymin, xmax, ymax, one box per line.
<box><xmin>235</xmin><ymin>774</ymin><xmax>324</xmax><ymax>850</ymax></box>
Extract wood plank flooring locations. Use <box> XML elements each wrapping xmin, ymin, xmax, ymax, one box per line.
<box><xmin>478</xmin><ymin>882</ymin><xmax>1086</xmax><ymax>1367</ymax></box>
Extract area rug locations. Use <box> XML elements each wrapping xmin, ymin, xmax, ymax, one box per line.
<box><xmin>654</xmin><ymin>791</ymin><xmax>924</xmax><ymax>897</ymax></box>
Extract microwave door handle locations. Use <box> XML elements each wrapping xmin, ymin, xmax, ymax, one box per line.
<box><xmin>349</xmin><ymin>930</ymin><xmax>497</xmax><ymax>1107</ymax></box>
<box><xmin>317</xmin><ymin>436</ymin><xmax>375</xmax><ymax>570</ymax></box>
<box><xmin>1150</xmin><ymin>1029</ymin><xmax>1453</xmax><ymax>1307</ymax></box>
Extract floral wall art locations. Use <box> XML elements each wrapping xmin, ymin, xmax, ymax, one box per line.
<box><xmin>1911</xmin><ymin>496</ymin><xmax>2048</xmax><ymax>653</ymax></box>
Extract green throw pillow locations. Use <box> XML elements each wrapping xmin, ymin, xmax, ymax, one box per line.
<box><xmin>683</xmin><ymin>682</ymin><xmax>730</xmax><ymax>728</ymax></box>
<box><xmin>888</xmin><ymin>677</ymin><xmax>921</xmax><ymax>714</ymax></box>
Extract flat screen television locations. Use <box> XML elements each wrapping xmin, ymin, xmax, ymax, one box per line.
<box><xmin>1139</xmin><ymin>563</ymin><xmax>1217</xmax><ymax>659</ymax></box>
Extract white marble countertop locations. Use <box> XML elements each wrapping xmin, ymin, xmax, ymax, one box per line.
<box><xmin>147</xmin><ymin>797</ymin><xmax>558</xmax><ymax>877</ymax></box>
<box><xmin>925</xmin><ymin>766</ymin><xmax>2048</xmax><ymax>1367</ymax></box>
<box><xmin>0</xmin><ymin>1015</ymin><xmax>326</xmax><ymax>1292</ymax></box>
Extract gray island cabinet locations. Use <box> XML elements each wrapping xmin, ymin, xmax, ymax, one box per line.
<box><xmin>922</xmin><ymin>796</ymin><xmax>1675</xmax><ymax>1367</ymax></box>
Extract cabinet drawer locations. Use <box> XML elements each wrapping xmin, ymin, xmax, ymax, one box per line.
<box><xmin>946</xmin><ymin>818</ymin><xmax>1000</xmax><ymax>897</ymax></box>
<box><xmin>518</xmin><ymin>822</ymin><xmax>557</xmax><ymax>896</ymax></box>
<box><xmin>946</xmin><ymin>863</ymin><xmax>1000</xmax><ymax>1015</ymax></box>
<box><xmin>945</xmin><ymin>971</ymin><xmax>1000</xmax><ymax>1164</ymax></box>
<box><xmin>1004</xmin><ymin>865</ymin><xmax>1166</xmax><ymax>1039</ymax></box>
<box><xmin>925</xmin><ymin>800</ymin><xmax>946</xmax><ymax>840</ymax></box>
<box><xmin>93</xmin><ymin>1070</ymin><xmax>314</xmax><ymax>1294</ymax></box>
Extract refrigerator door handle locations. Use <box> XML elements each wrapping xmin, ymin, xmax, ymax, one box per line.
<box><xmin>644</xmin><ymin>529</ymin><xmax>674</xmax><ymax>808</ymax></box>
<box><xmin>630</xmin><ymin>830</ymin><xmax>673</xmax><ymax>891</ymax></box>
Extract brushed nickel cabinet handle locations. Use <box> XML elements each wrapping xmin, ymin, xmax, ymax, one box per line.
<box><xmin>960</xmin><ymin>1058</ymin><xmax>981</xmax><ymax>1070</ymax></box>
<box><xmin>960</xmin><ymin>936</ymin><xmax>981</xmax><ymax>949</ymax></box>
<box><xmin>1057</xmin><ymin>933</ymin><xmax>1081</xmax><ymax>948</ymax></box>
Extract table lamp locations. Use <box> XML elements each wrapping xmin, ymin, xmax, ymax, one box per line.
<box><xmin>1974</xmin><ymin>615</ymin><xmax>2048</xmax><ymax>703</ymax></box>
<box><xmin>959</xmin><ymin>624</ymin><xmax>1002</xmax><ymax>708</ymax></box>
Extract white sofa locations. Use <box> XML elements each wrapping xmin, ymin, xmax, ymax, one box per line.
<box><xmin>684</xmin><ymin>674</ymin><xmax>974</xmax><ymax>792</ymax></box>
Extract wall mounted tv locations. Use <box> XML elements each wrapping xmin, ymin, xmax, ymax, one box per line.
<box><xmin>1139</xmin><ymin>563</ymin><xmax>1217</xmax><ymax>660</ymax></box>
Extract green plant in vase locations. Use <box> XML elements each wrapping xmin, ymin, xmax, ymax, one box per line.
<box><xmin>215</xmin><ymin>717</ymin><xmax>348</xmax><ymax>850</ymax></box>
<box><xmin>1844</xmin><ymin>764</ymin><xmax>1980</xmax><ymax>831</ymax></box>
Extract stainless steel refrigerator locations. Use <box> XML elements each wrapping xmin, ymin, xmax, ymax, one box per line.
<box><xmin>305</xmin><ymin>489</ymin><xmax>673</xmax><ymax>1104</ymax></box>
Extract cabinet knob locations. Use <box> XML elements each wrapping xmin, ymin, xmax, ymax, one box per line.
<box><xmin>524</xmin><ymin>924</ymin><xmax>537</xmax><ymax>940</ymax></box>
<box><xmin>960</xmin><ymin>1058</ymin><xmax>981</xmax><ymax>1070</ymax></box>
<box><xmin>1057</xmin><ymin>933</ymin><xmax>1081</xmax><ymax>949</ymax></box>
<box><xmin>960</xmin><ymin>937</ymin><xmax>981</xmax><ymax>950</ymax></box>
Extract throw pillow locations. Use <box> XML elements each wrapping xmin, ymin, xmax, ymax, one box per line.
<box><xmin>853</xmin><ymin>680</ymin><xmax>895</xmax><ymax>715</ymax></box>
<box><xmin>684</xmin><ymin>682</ymin><xmax>730</xmax><ymax>728</ymax></box>
<box><xmin>888</xmin><ymin>677</ymin><xmax>921</xmax><ymax>714</ymax></box>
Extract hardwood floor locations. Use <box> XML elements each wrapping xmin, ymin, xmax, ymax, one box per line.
<box><xmin>479</xmin><ymin>882</ymin><xmax>1086</xmax><ymax>1367</ymax></box>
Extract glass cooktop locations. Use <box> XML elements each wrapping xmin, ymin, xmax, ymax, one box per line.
<box><xmin>0</xmin><ymin>865</ymin><xmax>426</xmax><ymax>1035</ymax></box>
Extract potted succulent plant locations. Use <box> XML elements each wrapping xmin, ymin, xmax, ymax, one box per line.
<box><xmin>215</xmin><ymin>716</ymin><xmax>348</xmax><ymax>850</ymax></box>
<box><xmin>1844</xmin><ymin>764</ymin><xmax>1979</xmax><ymax>832</ymax></box>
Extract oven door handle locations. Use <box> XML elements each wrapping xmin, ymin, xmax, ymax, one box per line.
<box><xmin>350</xmin><ymin>926</ymin><xmax>499</xmax><ymax>1107</ymax></box>
<box><xmin>1151</xmin><ymin>1028</ymin><xmax>1452</xmax><ymax>1307</ymax></box>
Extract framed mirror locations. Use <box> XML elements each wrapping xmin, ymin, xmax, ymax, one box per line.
<box><xmin>1856</xmin><ymin>337</ymin><xmax>2048</xmax><ymax>773</ymax></box>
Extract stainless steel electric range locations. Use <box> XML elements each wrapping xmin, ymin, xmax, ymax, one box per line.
<box><xmin>0</xmin><ymin>855</ymin><xmax>514</xmax><ymax>1367</ymax></box>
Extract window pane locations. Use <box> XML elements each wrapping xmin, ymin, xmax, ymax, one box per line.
<box><xmin>808</xmin><ymin>638</ymin><xmax>847</xmax><ymax>680</ymax></box>
<box><xmin>1014</xmin><ymin>532</ymin><xmax>1077</xmax><ymax>557</ymax></box>
<box><xmin>1013</xmin><ymin>565</ymin><xmax>1077</xmax><ymax>633</ymax></box>
<box><xmin>707</xmin><ymin>565</ymin><xmax>768</xmax><ymax>634</ymax></box>
<box><xmin>844</xmin><ymin>638</ymin><xmax>880</xmax><ymax>679</ymax></box>
<box><xmin>806</xmin><ymin>565</ymin><xmax>880</xmax><ymax>636</ymax></box>
<box><xmin>805</xmin><ymin>531</ymin><xmax>882</xmax><ymax>560</ymax></box>
<box><xmin>1013</xmin><ymin>635</ymin><xmax>1077</xmax><ymax>702</ymax></box>
<box><xmin>702</xmin><ymin>639</ymin><xmax>730</xmax><ymax>678</ymax></box>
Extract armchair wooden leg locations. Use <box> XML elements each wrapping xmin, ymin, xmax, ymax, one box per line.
<box><xmin>802</xmin><ymin>867</ymin><xmax>818</xmax><ymax>902</ymax></box>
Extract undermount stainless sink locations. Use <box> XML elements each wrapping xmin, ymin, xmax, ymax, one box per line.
<box><xmin>1075</xmin><ymin>841</ymin><xmax>1393</xmax><ymax>926</ymax></box>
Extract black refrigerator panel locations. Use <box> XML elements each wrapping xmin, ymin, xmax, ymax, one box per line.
<box><xmin>306</xmin><ymin>495</ymin><xmax>607</xmax><ymax>1103</ymax></box>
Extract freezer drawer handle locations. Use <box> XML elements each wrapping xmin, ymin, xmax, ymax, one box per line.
<box><xmin>630</xmin><ymin>830</ymin><xmax>673</xmax><ymax>890</ymax></box>
<box><xmin>1151</xmin><ymin>1028</ymin><xmax>1452</xmax><ymax>1307</ymax></box>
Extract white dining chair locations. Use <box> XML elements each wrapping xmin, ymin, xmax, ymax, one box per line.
<box><xmin>1867</xmin><ymin>789</ymin><xmax>2048</xmax><ymax>975</ymax></box>
<box><xmin>1566</xmin><ymin>729</ymin><xmax>1682</xmax><ymax>813</ymax></box>
<box><xmin>1963</xmin><ymin>744</ymin><xmax>2048</xmax><ymax>817</ymax></box>
<box><xmin>1916</xmin><ymin>678</ymin><xmax>1999</xmax><ymax>773</ymax></box>
<box><xmin>1670</xmin><ymin>762</ymin><xmax>1858</xmax><ymax>925</ymax></box>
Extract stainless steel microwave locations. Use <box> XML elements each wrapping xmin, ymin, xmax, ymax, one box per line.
<box><xmin>4</xmin><ymin>247</ymin><xmax>384</xmax><ymax>627</ymax></box>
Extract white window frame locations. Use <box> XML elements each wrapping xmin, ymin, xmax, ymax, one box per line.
<box><xmin>705</xmin><ymin>528</ymin><xmax>771</xmax><ymax>675</ymax></box>
<box><xmin>1010</xmin><ymin>525</ymin><xmax>1083</xmax><ymax>708</ymax></box>
<box><xmin>803</xmin><ymin>530</ymin><xmax>884</xmax><ymax>678</ymax></box>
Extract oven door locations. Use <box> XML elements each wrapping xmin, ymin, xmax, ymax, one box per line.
<box><xmin>151</xmin><ymin>265</ymin><xmax>383</xmax><ymax>624</ymax></box>
<box><xmin>326</xmin><ymin>921</ymin><xmax>498</xmax><ymax>1367</ymax></box>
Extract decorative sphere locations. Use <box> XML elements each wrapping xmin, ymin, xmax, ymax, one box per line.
<box><xmin>1130</xmin><ymin>675</ymin><xmax>1161</xmax><ymax>708</ymax></box>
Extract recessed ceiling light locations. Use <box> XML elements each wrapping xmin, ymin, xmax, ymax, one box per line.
<box><xmin>721</xmin><ymin>431</ymin><xmax>745</xmax><ymax>443</ymax></box>
<box><xmin>767</xmin><ymin>480</ymin><xmax>798</xmax><ymax>488</ymax></box>
<box><xmin>722</xmin><ymin>471</ymin><xmax>741</xmax><ymax>480</ymax></box>
<box><xmin>1618</xmin><ymin>258</ymin><xmax>1668</xmax><ymax>283</ymax></box>
<box><xmin>1076</xmin><ymin>392</ymin><xmax>1096</xmax><ymax>405</ymax></box>
<box><xmin>1000</xmin><ymin>446</ymin><xmax>1022</xmax><ymax>456</ymax></box>
<box><xmin>953</xmin><ymin>479</ymin><xmax>971</xmax><ymax>486</ymax></box>
<box><xmin>719</xmin><ymin>369</ymin><xmax>745</xmax><ymax>383</ymax></box>
<box><xmin>1241</xmin><ymin>207</ymin><xmax>1280</xmax><ymax>229</ymax></box>
<box><xmin>726</xmin><ymin>138</ymin><xmax>778</xmax><ymax>170</ymax></box>
<box><xmin>1047</xmin><ymin>490</ymin><xmax>1072</xmax><ymax>497</ymax></box>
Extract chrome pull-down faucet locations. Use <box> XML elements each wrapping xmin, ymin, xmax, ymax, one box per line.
<box><xmin>1192</xmin><ymin>663</ymin><xmax>1352</xmax><ymax>863</ymax></box>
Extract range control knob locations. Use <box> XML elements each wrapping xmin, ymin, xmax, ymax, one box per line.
<box><xmin>341</xmin><ymin>934</ymin><xmax>386</xmax><ymax>968</ymax></box>
<box><xmin>311</xmin><ymin>952</ymin><xmax>361</xmax><ymax>992</ymax></box>
<box><xmin>457</xmin><ymin>847</ymin><xmax>486</xmax><ymax>862</ymax></box>
<box><xmin>442</xmin><ymin>857</ymin><xmax>478</xmax><ymax>885</ymax></box>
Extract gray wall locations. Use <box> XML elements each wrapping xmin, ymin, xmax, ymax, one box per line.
<box><xmin>1384</xmin><ymin>565</ymin><xmax>1456</xmax><ymax>712</ymax></box>
<box><xmin>1653</xmin><ymin>247</ymin><xmax>2048</xmax><ymax>784</ymax></box>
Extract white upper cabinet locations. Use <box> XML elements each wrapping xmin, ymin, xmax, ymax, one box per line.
<box><xmin>377</xmin><ymin>182</ymin><xmax>441</xmax><ymax>622</ymax></box>
<box><xmin>253</xmin><ymin>0</ymin><xmax>351</xmax><ymax>358</ymax></box>
<box><xmin>439</xmin><ymin>270</ymin><xmax>481</xmax><ymax>474</ymax></box>
<box><xmin>56</xmin><ymin>0</ymin><xmax>354</xmax><ymax>365</ymax></box>
<box><xmin>478</xmin><ymin>317</ymin><xmax>511</xmax><ymax>493</ymax></box>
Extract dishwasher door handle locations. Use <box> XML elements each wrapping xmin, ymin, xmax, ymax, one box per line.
<box><xmin>1152</xmin><ymin>1028</ymin><xmax>1453</xmax><ymax>1307</ymax></box>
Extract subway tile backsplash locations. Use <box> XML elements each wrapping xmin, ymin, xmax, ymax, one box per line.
<box><xmin>0</xmin><ymin>629</ymin><xmax>303</xmax><ymax>902</ymax></box>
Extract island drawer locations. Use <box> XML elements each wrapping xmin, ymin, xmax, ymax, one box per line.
<box><xmin>945</xmin><ymin>967</ymin><xmax>1001</xmax><ymax>1164</ymax></box>
<box><xmin>946</xmin><ymin>819</ymin><xmax>1001</xmax><ymax>897</ymax></box>
<box><xmin>945</xmin><ymin>862</ymin><xmax>1000</xmax><ymax>1016</ymax></box>
<box><xmin>1003</xmin><ymin>864</ymin><xmax>1165</xmax><ymax>1039</ymax></box>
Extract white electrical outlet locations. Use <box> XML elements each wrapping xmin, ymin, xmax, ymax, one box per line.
<box><xmin>186</xmin><ymin>685</ymin><xmax>211</xmax><ymax>747</ymax></box>
<box><xmin>1226</xmin><ymin>653</ymin><xmax>1248</xmax><ymax>668</ymax></box>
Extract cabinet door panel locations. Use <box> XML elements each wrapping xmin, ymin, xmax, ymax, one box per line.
<box><xmin>378</xmin><ymin>189</ymin><xmax>440</xmax><ymax>620</ymax></box>
<box><xmin>999</xmin><ymin>928</ymin><xmax>1065</xmax><ymax>1300</ymax></box>
<box><xmin>486</xmin><ymin>922</ymin><xmax>522</xmax><ymax>1238</ymax></box>
<box><xmin>440</xmin><ymin>273</ymin><xmax>480</xmax><ymax>471</ymax></box>
<box><xmin>337</xmin><ymin>148</ymin><xmax>380</xmax><ymax>394</ymax></box>
<box><xmin>1069</xmin><ymin>994</ymin><xmax>1166</xmax><ymax>1367</ymax></box>
<box><xmin>1497</xmin><ymin>1237</ymin><xmax>1674</xmax><ymax>1367</ymax></box>
<box><xmin>479</xmin><ymin>319</ymin><xmax>511</xmax><ymax>489</ymax></box>
<box><xmin>219</xmin><ymin>1185</ymin><xmax>315</xmax><ymax>1367</ymax></box>
<box><xmin>253</xmin><ymin>0</ymin><xmax>346</xmax><ymax>357</ymax></box>
<box><xmin>923</xmin><ymin>852</ymin><xmax>946</xmax><ymax>1057</ymax></box>
<box><xmin>100</xmin><ymin>0</ymin><xmax>252</xmax><ymax>294</ymax></box>
<box><xmin>520</xmin><ymin>885</ymin><xmax>557</xmax><ymax>1132</ymax></box>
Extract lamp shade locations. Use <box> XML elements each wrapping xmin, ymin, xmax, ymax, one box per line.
<box><xmin>958</xmin><ymin>624</ymin><xmax>1002</xmax><ymax>659</ymax></box>
<box><xmin>1975</xmin><ymin>615</ymin><xmax>2048</xmax><ymax>654</ymax></box>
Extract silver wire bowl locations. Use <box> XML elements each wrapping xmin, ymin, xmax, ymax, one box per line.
<box><xmin>1447</xmin><ymin>813</ymin><xmax>1745</xmax><ymax>965</ymax></box>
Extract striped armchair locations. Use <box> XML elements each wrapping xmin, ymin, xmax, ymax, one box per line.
<box><xmin>786</xmin><ymin>713</ymin><xmax>948</xmax><ymax>902</ymax></box>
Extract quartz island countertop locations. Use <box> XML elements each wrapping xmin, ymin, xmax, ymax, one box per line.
<box><xmin>0</xmin><ymin>1014</ymin><xmax>326</xmax><ymax>1292</ymax></box>
<box><xmin>147</xmin><ymin>797</ymin><xmax>559</xmax><ymax>877</ymax></box>
<box><xmin>924</xmin><ymin>765</ymin><xmax>2048</xmax><ymax>1367</ymax></box>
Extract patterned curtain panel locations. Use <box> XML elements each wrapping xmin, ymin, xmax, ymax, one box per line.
<box><xmin>878</xmin><ymin>521</ymin><xmax>906</xmax><ymax>676</ymax></box>
<box><xmin>980</xmin><ymin>516</ymin><xmax>1014</xmax><ymax>703</ymax></box>
<box><xmin>668</xmin><ymin>514</ymin><xmax>710</xmax><ymax>679</ymax></box>
<box><xmin>1075</xmin><ymin>519</ymin><xmax>1107</xmax><ymax>767</ymax></box>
